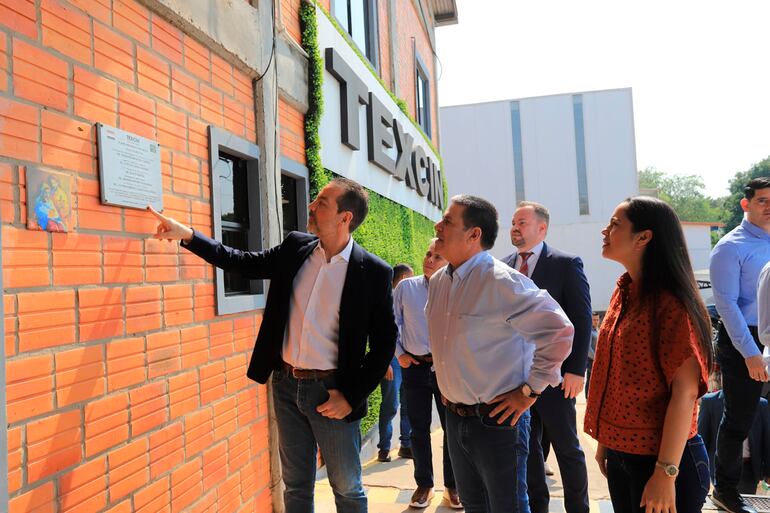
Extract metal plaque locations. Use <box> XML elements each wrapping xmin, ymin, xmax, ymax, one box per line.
<box><xmin>97</xmin><ymin>123</ymin><xmax>163</xmax><ymax>210</ymax></box>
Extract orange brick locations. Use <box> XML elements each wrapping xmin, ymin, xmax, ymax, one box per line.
<box><xmin>9</xmin><ymin>481</ymin><xmax>55</xmax><ymax>513</ymax></box>
<box><xmin>172</xmin><ymin>153</ymin><xmax>200</xmax><ymax>197</ymax></box>
<box><xmin>55</xmin><ymin>345</ymin><xmax>106</xmax><ymax>406</ymax></box>
<box><xmin>137</xmin><ymin>46</ymin><xmax>170</xmax><ymax>101</ymax></box>
<box><xmin>6</xmin><ymin>354</ymin><xmax>54</xmax><ymax>423</ymax></box>
<box><xmin>181</xmin><ymin>325</ymin><xmax>209</xmax><ymax>369</ymax></box>
<box><xmin>184</xmin><ymin>407</ymin><xmax>213</xmax><ymax>457</ymax></box>
<box><xmin>8</xmin><ymin>426</ymin><xmax>22</xmax><ymax>493</ymax></box>
<box><xmin>77</xmin><ymin>184</ymin><xmax>123</xmax><ymax>230</ymax></box>
<box><xmin>200</xmin><ymin>83</ymin><xmax>223</xmax><ymax>126</ymax></box>
<box><xmin>149</xmin><ymin>422</ymin><xmax>184</xmax><ymax>478</ymax></box>
<box><xmin>233</xmin><ymin>68</ymin><xmax>253</xmax><ymax>106</ymax></box>
<box><xmin>17</xmin><ymin>290</ymin><xmax>76</xmax><ymax>352</ymax></box>
<box><xmin>59</xmin><ymin>456</ymin><xmax>108</xmax><ymax>513</ymax></box>
<box><xmin>147</xmin><ymin>330</ymin><xmax>181</xmax><ymax>378</ymax></box>
<box><xmin>157</xmin><ymin>103</ymin><xmax>186</xmax><ymax>152</ymax></box>
<box><xmin>108</xmin><ymin>437</ymin><xmax>149</xmax><ymax>500</ymax></box>
<box><xmin>226</xmin><ymin>354</ymin><xmax>248</xmax><ymax>394</ymax></box>
<box><xmin>27</xmin><ymin>410</ymin><xmax>82</xmax><ymax>482</ymax></box>
<box><xmin>0</xmin><ymin>0</ymin><xmax>38</xmax><ymax>40</ymax></box>
<box><xmin>104</xmin><ymin>236</ymin><xmax>144</xmax><ymax>283</ymax></box>
<box><xmin>164</xmin><ymin>283</ymin><xmax>193</xmax><ymax>326</ymax></box>
<box><xmin>151</xmin><ymin>14</ymin><xmax>183</xmax><ymax>65</ymax></box>
<box><xmin>78</xmin><ymin>287</ymin><xmax>124</xmax><ymax>342</ymax></box>
<box><xmin>41</xmin><ymin>0</ymin><xmax>92</xmax><ymax>64</ymax></box>
<box><xmin>51</xmin><ymin>232</ymin><xmax>102</xmax><ymax>286</ymax></box>
<box><xmin>183</xmin><ymin>36</ymin><xmax>210</xmax><ymax>81</ymax></box>
<box><xmin>171</xmin><ymin>67</ymin><xmax>200</xmax><ymax>117</ymax></box>
<box><xmin>145</xmin><ymin>238</ymin><xmax>181</xmax><ymax>282</ymax></box>
<box><xmin>224</xmin><ymin>96</ymin><xmax>246</xmax><ymax>137</ymax></box>
<box><xmin>4</xmin><ymin>294</ymin><xmax>16</xmax><ymax>357</ymax></box>
<box><xmin>105</xmin><ymin>501</ymin><xmax>132</xmax><ymax>513</ymax></box>
<box><xmin>0</xmin><ymin>33</ymin><xmax>7</xmax><ymax>93</ymax></box>
<box><xmin>218</xmin><ymin>472</ymin><xmax>241</xmax><ymax>513</ymax></box>
<box><xmin>202</xmin><ymin>441</ymin><xmax>227</xmax><ymax>489</ymax></box>
<box><xmin>210</xmin><ymin>319</ymin><xmax>234</xmax><ymax>360</ymax></box>
<box><xmin>188</xmin><ymin>117</ymin><xmax>209</xmax><ymax>160</ymax></box>
<box><xmin>42</xmin><ymin>111</ymin><xmax>93</xmax><ymax>175</ymax></box>
<box><xmin>130</xmin><ymin>381</ymin><xmax>168</xmax><ymax>436</ymax></box>
<box><xmin>85</xmin><ymin>392</ymin><xmax>129</xmax><ymax>457</ymax></box>
<box><xmin>68</xmin><ymin>0</ymin><xmax>110</xmax><ymax>23</ymax></box>
<box><xmin>213</xmin><ymin>396</ymin><xmax>237</xmax><ymax>441</ymax></box>
<box><xmin>94</xmin><ymin>22</ymin><xmax>135</xmax><ymax>84</ymax></box>
<box><xmin>168</xmin><ymin>369</ymin><xmax>199</xmax><ymax>419</ymax></box>
<box><xmin>229</xmin><ymin>427</ymin><xmax>250</xmax><ymax>472</ymax></box>
<box><xmin>113</xmin><ymin>0</ymin><xmax>150</xmax><ymax>46</ymax></box>
<box><xmin>237</xmin><ymin>388</ymin><xmax>257</xmax><ymax>428</ymax></box>
<box><xmin>126</xmin><ymin>285</ymin><xmax>161</xmax><ymax>334</ymax></box>
<box><xmin>233</xmin><ymin>316</ymin><xmax>255</xmax><ymax>353</ymax></box>
<box><xmin>189</xmin><ymin>490</ymin><xmax>217</xmax><ymax>513</ymax></box>
<box><xmin>134</xmin><ymin>475</ymin><xmax>170</xmax><ymax>513</ymax></box>
<box><xmin>0</xmin><ymin>162</ymin><xmax>15</xmax><ymax>222</ymax></box>
<box><xmin>171</xmin><ymin>457</ymin><xmax>202</xmax><ymax>512</ymax></box>
<box><xmin>106</xmin><ymin>336</ymin><xmax>146</xmax><ymax>391</ymax></box>
<box><xmin>194</xmin><ymin>282</ymin><xmax>216</xmax><ymax>322</ymax></box>
<box><xmin>74</xmin><ymin>67</ymin><xmax>118</xmax><ymax>126</ymax></box>
<box><xmin>200</xmin><ymin>361</ymin><xmax>225</xmax><ymax>405</ymax></box>
<box><xmin>13</xmin><ymin>37</ymin><xmax>69</xmax><ymax>110</ymax></box>
<box><xmin>0</xmin><ymin>96</ymin><xmax>39</xmax><ymax>162</ymax></box>
<box><xmin>119</xmin><ymin>86</ymin><xmax>156</xmax><ymax>140</ymax></box>
<box><xmin>125</xmin><ymin>206</ymin><xmax>165</xmax><ymax>236</ymax></box>
<box><xmin>211</xmin><ymin>54</ymin><xmax>234</xmax><ymax>97</ymax></box>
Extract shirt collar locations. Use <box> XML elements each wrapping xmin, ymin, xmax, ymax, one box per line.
<box><xmin>318</xmin><ymin>236</ymin><xmax>354</xmax><ymax>263</ymax></box>
<box><xmin>520</xmin><ymin>241</ymin><xmax>545</xmax><ymax>260</ymax></box>
<box><xmin>448</xmin><ymin>251</ymin><xmax>489</xmax><ymax>281</ymax></box>
<box><xmin>741</xmin><ymin>219</ymin><xmax>770</xmax><ymax>241</ymax></box>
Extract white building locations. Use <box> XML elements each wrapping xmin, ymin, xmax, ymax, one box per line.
<box><xmin>440</xmin><ymin>88</ymin><xmax>638</xmax><ymax>310</ymax></box>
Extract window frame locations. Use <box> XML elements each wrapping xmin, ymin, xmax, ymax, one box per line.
<box><xmin>414</xmin><ymin>50</ymin><xmax>432</xmax><ymax>137</ymax></box>
<box><xmin>208</xmin><ymin>126</ymin><xmax>266</xmax><ymax>315</ymax></box>
<box><xmin>280</xmin><ymin>157</ymin><xmax>310</xmax><ymax>239</ymax></box>
<box><xmin>331</xmin><ymin>0</ymin><xmax>380</xmax><ymax>71</ymax></box>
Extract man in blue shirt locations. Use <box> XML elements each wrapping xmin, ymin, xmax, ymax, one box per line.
<box><xmin>394</xmin><ymin>241</ymin><xmax>460</xmax><ymax>509</ymax></box>
<box><xmin>710</xmin><ymin>177</ymin><xmax>770</xmax><ymax>513</ymax></box>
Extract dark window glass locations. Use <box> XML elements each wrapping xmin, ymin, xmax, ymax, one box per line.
<box><xmin>218</xmin><ymin>152</ymin><xmax>251</xmax><ymax>295</ymax></box>
<box><xmin>281</xmin><ymin>175</ymin><xmax>300</xmax><ymax>238</ymax></box>
<box><xmin>221</xmin><ymin>229</ymin><xmax>250</xmax><ymax>295</ymax></box>
<box><xmin>416</xmin><ymin>64</ymin><xmax>431</xmax><ymax>136</ymax></box>
<box><xmin>334</xmin><ymin>0</ymin><xmax>377</xmax><ymax>66</ymax></box>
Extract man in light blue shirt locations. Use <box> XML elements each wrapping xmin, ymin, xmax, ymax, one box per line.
<box><xmin>394</xmin><ymin>240</ymin><xmax>460</xmax><ymax>509</ymax></box>
<box><xmin>710</xmin><ymin>177</ymin><xmax>770</xmax><ymax>513</ymax></box>
<box><xmin>759</xmin><ymin>261</ymin><xmax>770</xmax><ymax>349</ymax></box>
<box><xmin>427</xmin><ymin>195</ymin><xmax>574</xmax><ymax>513</ymax></box>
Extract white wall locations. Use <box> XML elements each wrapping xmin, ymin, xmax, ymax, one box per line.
<box><xmin>683</xmin><ymin>224</ymin><xmax>713</xmax><ymax>272</ymax></box>
<box><xmin>440</xmin><ymin>89</ymin><xmax>638</xmax><ymax>311</ymax></box>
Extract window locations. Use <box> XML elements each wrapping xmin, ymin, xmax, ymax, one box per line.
<box><xmin>510</xmin><ymin>101</ymin><xmax>525</xmax><ymax>203</ymax></box>
<box><xmin>280</xmin><ymin>158</ymin><xmax>309</xmax><ymax>239</ymax></box>
<box><xmin>415</xmin><ymin>53</ymin><xmax>431</xmax><ymax>137</ymax></box>
<box><xmin>208</xmin><ymin>126</ymin><xmax>265</xmax><ymax>315</ymax></box>
<box><xmin>572</xmin><ymin>94</ymin><xmax>590</xmax><ymax>215</ymax></box>
<box><xmin>333</xmin><ymin>0</ymin><xmax>379</xmax><ymax>69</ymax></box>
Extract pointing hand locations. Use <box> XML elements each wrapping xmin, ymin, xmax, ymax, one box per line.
<box><xmin>147</xmin><ymin>206</ymin><xmax>194</xmax><ymax>243</ymax></box>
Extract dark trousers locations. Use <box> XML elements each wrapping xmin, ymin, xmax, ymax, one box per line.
<box><xmin>402</xmin><ymin>363</ymin><xmax>455</xmax><ymax>488</ymax></box>
<box><xmin>606</xmin><ymin>435</ymin><xmax>710</xmax><ymax>513</ymax></box>
<box><xmin>739</xmin><ymin>460</ymin><xmax>760</xmax><ymax>495</ymax></box>
<box><xmin>715</xmin><ymin>324</ymin><xmax>763</xmax><ymax>493</ymax></box>
<box><xmin>446</xmin><ymin>408</ymin><xmax>531</xmax><ymax>513</ymax></box>
<box><xmin>527</xmin><ymin>386</ymin><xmax>589</xmax><ymax>513</ymax></box>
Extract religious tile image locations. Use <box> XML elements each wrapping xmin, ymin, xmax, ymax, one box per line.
<box><xmin>26</xmin><ymin>168</ymin><xmax>73</xmax><ymax>233</ymax></box>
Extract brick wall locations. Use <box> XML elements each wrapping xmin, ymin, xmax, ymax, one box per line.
<box><xmin>1</xmin><ymin>1</ymin><xmax>272</xmax><ymax>512</ymax></box>
<box><xmin>278</xmin><ymin>98</ymin><xmax>305</xmax><ymax>164</ymax></box>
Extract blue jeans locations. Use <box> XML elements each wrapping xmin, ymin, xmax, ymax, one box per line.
<box><xmin>606</xmin><ymin>435</ymin><xmax>710</xmax><ymax>513</ymax></box>
<box><xmin>378</xmin><ymin>358</ymin><xmax>411</xmax><ymax>450</ymax></box>
<box><xmin>402</xmin><ymin>363</ymin><xmax>455</xmax><ymax>488</ymax></box>
<box><xmin>272</xmin><ymin>368</ymin><xmax>366</xmax><ymax>513</ymax></box>
<box><xmin>446</xmin><ymin>407</ymin><xmax>531</xmax><ymax>513</ymax></box>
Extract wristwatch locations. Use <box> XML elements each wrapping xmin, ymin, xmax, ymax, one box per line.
<box><xmin>655</xmin><ymin>461</ymin><xmax>679</xmax><ymax>477</ymax></box>
<box><xmin>521</xmin><ymin>383</ymin><xmax>540</xmax><ymax>398</ymax></box>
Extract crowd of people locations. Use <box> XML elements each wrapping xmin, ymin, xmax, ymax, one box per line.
<box><xmin>148</xmin><ymin>175</ymin><xmax>770</xmax><ymax>513</ymax></box>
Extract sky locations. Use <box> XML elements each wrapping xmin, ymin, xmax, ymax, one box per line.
<box><xmin>435</xmin><ymin>1</ymin><xmax>770</xmax><ymax>198</ymax></box>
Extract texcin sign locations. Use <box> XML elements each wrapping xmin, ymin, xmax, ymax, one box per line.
<box><xmin>316</xmin><ymin>6</ymin><xmax>444</xmax><ymax>221</ymax></box>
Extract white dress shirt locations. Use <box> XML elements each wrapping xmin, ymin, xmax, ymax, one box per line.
<box><xmin>512</xmin><ymin>241</ymin><xmax>544</xmax><ymax>277</ymax></box>
<box><xmin>759</xmin><ymin>261</ymin><xmax>770</xmax><ymax>348</ymax></box>
<box><xmin>282</xmin><ymin>236</ymin><xmax>354</xmax><ymax>370</ymax></box>
<box><xmin>426</xmin><ymin>251</ymin><xmax>574</xmax><ymax>404</ymax></box>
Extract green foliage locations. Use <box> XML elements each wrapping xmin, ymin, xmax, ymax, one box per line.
<box><xmin>722</xmin><ymin>156</ymin><xmax>770</xmax><ymax>232</ymax></box>
<box><xmin>638</xmin><ymin>167</ymin><xmax>725</xmax><ymax>223</ymax></box>
<box><xmin>300</xmin><ymin>1</ymin><xmax>440</xmax><ymax>437</ymax></box>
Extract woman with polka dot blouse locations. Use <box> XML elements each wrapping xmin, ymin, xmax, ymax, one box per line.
<box><xmin>584</xmin><ymin>196</ymin><xmax>713</xmax><ymax>513</ymax></box>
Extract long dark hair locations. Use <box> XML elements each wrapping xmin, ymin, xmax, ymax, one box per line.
<box><xmin>624</xmin><ymin>196</ymin><xmax>713</xmax><ymax>372</ymax></box>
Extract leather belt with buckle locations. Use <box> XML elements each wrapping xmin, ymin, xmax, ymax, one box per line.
<box><xmin>408</xmin><ymin>352</ymin><xmax>433</xmax><ymax>364</ymax></box>
<box><xmin>283</xmin><ymin>362</ymin><xmax>335</xmax><ymax>381</ymax></box>
<box><xmin>446</xmin><ymin>401</ymin><xmax>495</xmax><ymax>418</ymax></box>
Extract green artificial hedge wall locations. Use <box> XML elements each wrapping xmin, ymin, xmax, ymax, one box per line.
<box><xmin>299</xmin><ymin>2</ymin><xmax>443</xmax><ymax>437</ymax></box>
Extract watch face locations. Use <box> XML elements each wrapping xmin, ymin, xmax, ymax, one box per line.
<box><xmin>665</xmin><ymin>465</ymin><xmax>678</xmax><ymax>477</ymax></box>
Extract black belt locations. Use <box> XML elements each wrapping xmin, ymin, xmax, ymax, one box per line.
<box><xmin>407</xmin><ymin>352</ymin><xmax>433</xmax><ymax>364</ymax></box>
<box><xmin>282</xmin><ymin>362</ymin><xmax>335</xmax><ymax>380</ymax></box>
<box><xmin>446</xmin><ymin>401</ymin><xmax>495</xmax><ymax>418</ymax></box>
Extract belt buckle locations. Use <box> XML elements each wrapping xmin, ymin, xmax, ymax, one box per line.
<box><xmin>291</xmin><ymin>368</ymin><xmax>302</xmax><ymax>379</ymax></box>
<box><xmin>456</xmin><ymin>405</ymin><xmax>467</xmax><ymax>417</ymax></box>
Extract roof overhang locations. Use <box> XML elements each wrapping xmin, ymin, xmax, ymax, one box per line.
<box><xmin>431</xmin><ymin>0</ymin><xmax>458</xmax><ymax>26</ymax></box>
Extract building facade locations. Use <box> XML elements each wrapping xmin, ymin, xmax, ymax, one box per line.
<box><xmin>440</xmin><ymin>88</ymin><xmax>638</xmax><ymax>310</ymax></box>
<box><xmin>0</xmin><ymin>0</ymin><xmax>455</xmax><ymax>512</ymax></box>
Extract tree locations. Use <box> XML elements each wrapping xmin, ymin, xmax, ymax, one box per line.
<box><xmin>638</xmin><ymin>167</ymin><xmax>724</xmax><ymax>222</ymax></box>
<box><xmin>722</xmin><ymin>156</ymin><xmax>770</xmax><ymax>232</ymax></box>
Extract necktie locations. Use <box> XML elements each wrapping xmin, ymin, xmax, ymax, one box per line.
<box><xmin>519</xmin><ymin>252</ymin><xmax>533</xmax><ymax>277</ymax></box>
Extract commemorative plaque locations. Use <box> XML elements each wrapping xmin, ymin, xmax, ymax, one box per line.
<box><xmin>97</xmin><ymin>123</ymin><xmax>163</xmax><ymax>210</ymax></box>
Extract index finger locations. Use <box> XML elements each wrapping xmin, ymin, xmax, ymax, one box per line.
<box><xmin>147</xmin><ymin>205</ymin><xmax>167</xmax><ymax>221</ymax></box>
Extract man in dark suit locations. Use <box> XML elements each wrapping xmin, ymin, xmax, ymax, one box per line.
<box><xmin>149</xmin><ymin>177</ymin><xmax>397</xmax><ymax>513</ymax></box>
<box><xmin>699</xmin><ymin>387</ymin><xmax>770</xmax><ymax>494</ymax></box>
<box><xmin>503</xmin><ymin>201</ymin><xmax>592</xmax><ymax>513</ymax></box>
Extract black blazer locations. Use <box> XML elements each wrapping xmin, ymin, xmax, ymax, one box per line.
<box><xmin>699</xmin><ymin>391</ymin><xmax>770</xmax><ymax>483</ymax></box>
<box><xmin>183</xmin><ymin>230</ymin><xmax>397</xmax><ymax>421</ymax></box>
<box><xmin>503</xmin><ymin>242</ymin><xmax>592</xmax><ymax>376</ymax></box>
